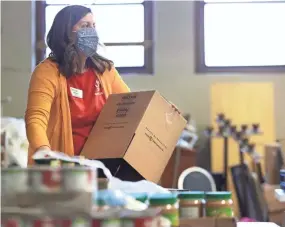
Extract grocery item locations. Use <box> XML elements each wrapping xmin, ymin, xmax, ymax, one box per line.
<box><xmin>1</xmin><ymin>216</ymin><xmax>24</xmax><ymax>227</ymax></box>
<box><xmin>31</xmin><ymin>217</ymin><xmax>89</xmax><ymax>227</ymax></box>
<box><xmin>1</xmin><ymin>167</ymin><xmax>29</xmax><ymax>194</ymax></box>
<box><xmin>34</xmin><ymin>158</ymin><xmax>58</xmax><ymax>166</ymax></box>
<box><xmin>32</xmin><ymin>218</ymin><xmax>60</xmax><ymax>227</ymax></box>
<box><xmin>178</xmin><ymin>191</ymin><xmax>205</xmax><ymax>218</ymax></box>
<box><xmin>92</xmin><ymin>210</ymin><xmax>121</xmax><ymax>227</ymax></box>
<box><xmin>97</xmin><ymin>196</ymin><xmax>111</xmax><ymax>212</ymax></box>
<box><xmin>62</xmin><ymin>166</ymin><xmax>96</xmax><ymax>192</ymax></box>
<box><xmin>205</xmin><ymin>191</ymin><xmax>234</xmax><ymax>217</ymax></box>
<box><xmin>30</xmin><ymin>166</ymin><xmax>62</xmax><ymax>193</ymax></box>
<box><xmin>149</xmin><ymin>193</ymin><xmax>179</xmax><ymax>226</ymax></box>
<box><xmin>98</xmin><ymin>178</ymin><xmax>109</xmax><ymax>190</ymax></box>
<box><xmin>121</xmin><ymin>208</ymin><xmax>161</xmax><ymax>227</ymax></box>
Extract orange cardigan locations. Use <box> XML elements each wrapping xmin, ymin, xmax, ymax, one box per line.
<box><xmin>25</xmin><ymin>59</ymin><xmax>130</xmax><ymax>165</ymax></box>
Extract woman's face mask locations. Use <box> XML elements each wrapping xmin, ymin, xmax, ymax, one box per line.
<box><xmin>75</xmin><ymin>27</ymin><xmax>99</xmax><ymax>57</ymax></box>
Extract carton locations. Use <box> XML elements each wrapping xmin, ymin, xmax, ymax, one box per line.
<box><xmin>264</xmin><ymin>143</ymin><xmax>284</xmax><ymax>185</ymax></box>
<box><xmin>81</xmin><ymin>91</ymin><xmax>187</xmax><ymax>183</ymax></box>
<box><xmin>263</xmin><ymin>184</ymin><xmax>285</xmax><ymax>225</ymax></box>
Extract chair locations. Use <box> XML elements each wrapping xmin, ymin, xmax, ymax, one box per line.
<box><xmin>178</xmin><ymin>166</ymin><xmax>216</xmax><ymax>191</ymax></box>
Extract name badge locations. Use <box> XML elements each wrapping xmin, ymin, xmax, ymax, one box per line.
<box><xmin>70</xmin><ymin>87</ymin><xmax>83</xmax><ymax>98</ymax></box>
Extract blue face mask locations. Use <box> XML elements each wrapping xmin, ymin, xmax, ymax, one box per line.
<box><xmin>76</xmin><ymin>27</ymin><xmax>99</xmax><ymax>57</ymax></box>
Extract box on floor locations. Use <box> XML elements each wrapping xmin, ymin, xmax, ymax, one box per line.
<box><xmin>263</xmin><ymin>184</ymin><xmax>285</xmax><ymax>225</ymax></box>
<box><xmin>81</xmin><ymin>90</ymin><xmax>186</xmax><ymax>183</ymax></box>
<box><xmin>264</xmin><ymin>143</ymin><xmax>284</xmax><ymax>185</ymax></box>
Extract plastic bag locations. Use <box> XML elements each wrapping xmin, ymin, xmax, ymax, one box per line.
<box><xmin>1</xmin><ymin>117</ymin><xmax>28</xmax><ymax>167</ymax></box>
<box><xmin>96</xmin><ymin>189</ymin><xmax>148</xmax><ymax>211</ymax></box>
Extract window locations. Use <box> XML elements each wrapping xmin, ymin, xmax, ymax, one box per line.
<box><xmin>195</xmin><ymin>0</ymin><xmax>285</xmax><ymax>73</ymax></box>
<box><xmin>36</xmin><ymin>0</ymin><xmax>154</xmax><ymax>74</ymax></box>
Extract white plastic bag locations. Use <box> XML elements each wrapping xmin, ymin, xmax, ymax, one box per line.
<box><xmin>109</xmin><ymin>177</ymin><xmax>170</xmax><ymax>195</ymax></box>
<box><xmin>1</xmin><ymin>117</ymin><xmax>28</xmax><ymax>167</ymax></box>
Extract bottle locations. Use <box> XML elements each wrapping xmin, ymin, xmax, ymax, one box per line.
<box><xmin>205</xmin><ymin>192</ymin><xmax>234</xmax><ymax>217</ymax></box>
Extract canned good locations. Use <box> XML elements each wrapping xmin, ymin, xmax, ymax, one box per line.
<box><xmin>1</xmin><ymin>216</ymin><xmax>24</xmax><ymax>227</ymax></box>
<box><xmin>33</xmin><ymin>218</ymin><xmax>59</xmax><ymax>227</ymax></box>
<box><xmin>92</xmin><ymin>219</ymin><xmax>121</xmax><ymax>227</ymax></box>
<box><xmin>62</xmin><ymin>167</ymin><xmax>96</xmax><ymax>192</ymax></box>
<box><xmin>121</xmin><ymin>209</ymin><xmax>160</xmax><ymax>227</ymax></box>
<box><xmin>178</xmin><ymin>191</ymin><xmax>205</xmax><ymax>218</ymax></box>
<box><xmin>1</xmin><ymin>167</ymin><xmax>29</xmax><ymax>194</ymax></box>
<box><xmin>92</xmin><ymin>210</ymin><xmax>121</xmax><ymax>227</ymax></box>
<box><xmin>71</xmin><ymin>218</ymin><xmax>90</xmax><ymax>227</ymax></box>
<box><xmin>31</xmin><ymin>218</ymin><xmax>88</xmax><ymax>227</ymax></box>
<box><xmin>97</xmin><ymin>178</ymin><xmax>109</xmax><ymax>190</ymax></box>
<box><xmin>30</xmin><ymin>167</ymin><xmax>62</xmax><ymax>193</ymax></box>
<box><xmin>123</xmin><ymin>217</ymin><xmax>158</xmax><ymax>227</ymax></box>
<box><xmin>149</xmin><ymin>194</ymin><xmax>179</xmax><ymax>227</ymax></box>
<box><xmin>2</xmin><ymin>217</ymin><xmax>88</xmax><ymax>227</ymax></box>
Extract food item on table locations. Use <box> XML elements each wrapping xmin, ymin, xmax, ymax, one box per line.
<box><xmin>121</xmin><ymin>208</ymin><xmax>161</xmax><ymax>227</ymax></box>
<box><xmin>149</xmin><ymin>193</ymin><xmax>179</xmax><ymax>226</ymax></box>
<box><xmin>62</xmin><ymin>166</ymin><xmax>97</xmax><ymax>192</ymax></box>
<box><xmin>30</xmin><ymin>166</ymin><xmax>62</xmax><ymax>193</ymax></box>
<box><xmin>205</xmin><ymin>191</ymin><xmax>234</xmax><ymax>217</ymax></box>
<box><xmin>178</xmin><ymin>191</ymin><xmax>205</xmax><ymax>218</ymax></box>
<box><xmin>1</xmin><ymin>167</ymin><xmax>29</xmax><ymax>194</ymax></box>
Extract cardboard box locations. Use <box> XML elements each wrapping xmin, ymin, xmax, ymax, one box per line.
<box><xmin>265</xmin><ymin>143</ymin><xmax>284</xmax><ymax>185</ymax></box>
<box><xmin>81</xmin><ymin>91</ymin><xmax>187</xmax><ymax>183</ymax></box>
<box><xmin>180</xmin><ymin>218</ymin><xmax>237</xmax><ymax>227</ymax></box>
<box><xmin>263</xmin><ymin>184</ymin><xmax>285</xmax><ymax>225</ymax></box>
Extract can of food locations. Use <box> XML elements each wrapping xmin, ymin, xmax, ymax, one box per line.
<box><xmin>32</xmin><ymin>218</ymin><xmax>57</xmax><ymax>227</ymax></box>
<box><xmin>1</xmin><ymin>167</ymin><xmax>29</xmax><ymax>194</ymax></box>
<box><xmin>30</xmin><ymin>218</ymin><xmax>88</xmax><ymax>227</ymax></box>
<box><xmin>98</xmin><ymin>178</ymin><xmax>109</xmax><ymax>190</ymax></box>
<box><xmin>62</xmin><ymin>166</ymin><xmax>96</xmax><ymax>192</ymax></box>
<box><xmin>92</xmin><ymin>218</ymin><xmax>121</xmax><ymax>227</ymax></box>
<box><xmin>123</xmin><ymin>217</ymin><xmax>158</xmax><ymax>227</ymax></box>
<box><xmin>1</xmin><ymin>216</ymin><xmax>24</xmax><ymax>227</ymax></box>
<box><xmin>72</xmin><ymin>217</ymin><xmax>91</xmax><ymax>227</ymax></box>
<box><xmin>121</xmin><ymin>209</ymin><xmax>160</xmax><ymax>227</ymax></box>
<box><xmin>30</xmin><ymin>166</ymin><xmax>62</xmax><ymax>193</ymax></box>
<box><xmin>92</xmin><ymin>209</ymin><xmax>121</xmax><ymax>227</ymax></box>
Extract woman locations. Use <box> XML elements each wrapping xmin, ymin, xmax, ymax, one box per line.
<box><xmin>25</xmin><ymin>5</ymin><xmax>130</xmax><ymax>165</ymax></box>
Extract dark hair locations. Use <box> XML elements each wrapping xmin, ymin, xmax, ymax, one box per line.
<box><xmin>46</xmin><ymin>5</ymin><xmax>113</xmax><ymax>78</ymax></box>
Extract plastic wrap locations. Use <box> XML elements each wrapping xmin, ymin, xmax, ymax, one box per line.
<box><xmin>1</xmin><ymin>117</ymin><xmax>28</xmax><ymax>167</ymax></box>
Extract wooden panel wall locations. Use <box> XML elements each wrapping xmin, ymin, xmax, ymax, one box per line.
<box><xmin>210</xmin><ymin>82</ymin><xmax>275</xmax><ymax>215</ymax></box>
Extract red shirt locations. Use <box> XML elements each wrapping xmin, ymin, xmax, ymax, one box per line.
<box><xmin>67</xmin><ymin>69</ymin><xmax>106</xmax><ymax>156</ymax></box>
